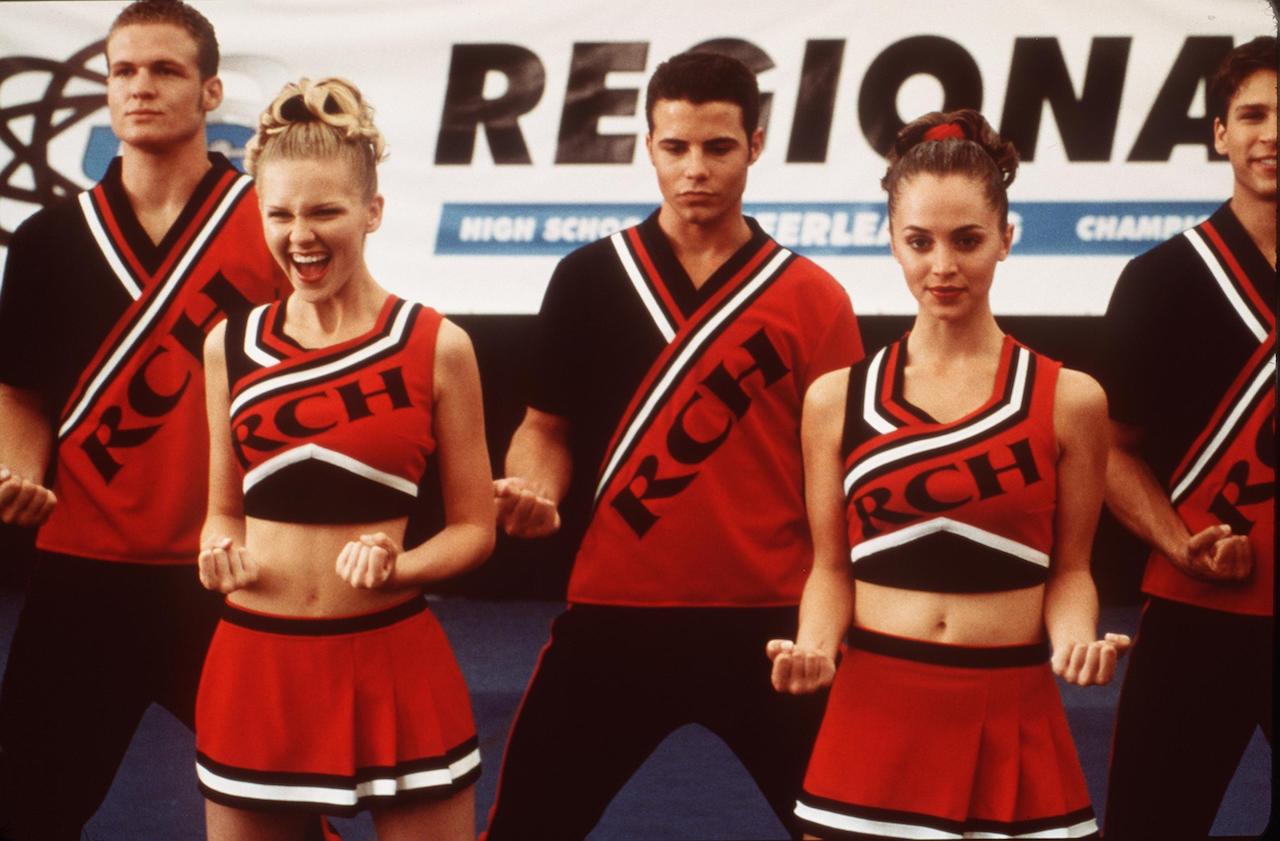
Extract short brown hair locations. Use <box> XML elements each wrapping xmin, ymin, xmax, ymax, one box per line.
<box><xmin>646</xmin><ymin>51</ymin><xmax>760</xmax><ymax>139</ymax></box>
<box><xmin>1208</xmin><ymin>36</ymin><xmax>1277</xmax><ymax>123</ymax></box>
<box><xmin>109</xmin><ymin>0</ymin><xmax>219</xmax><ymax>79</ymax></box>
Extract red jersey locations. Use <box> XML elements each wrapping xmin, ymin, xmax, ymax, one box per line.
<box><xmin>224</xmin><ymin>296</ymin><xmax>442</xmax><ymax>524</ymax></box>
<box><xmin>841</xmin><ymin>336</ymin><xmax>1061</xmax><ymax>593</ymax></box>
<box><xmin>565</xmin><ymin>223</ymin><xmax>862</xmax><ymax>607</ymax></box>
<box><xmin>0</xmin><ymin>155</ymin><xmax>285</xmax><ymax>565</ymax></box>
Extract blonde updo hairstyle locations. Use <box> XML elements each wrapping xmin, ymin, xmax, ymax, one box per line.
<box><xmin>881</xmin><ymin>109</ymin><xmax>1019</xmax><ymax>229</ymax></box>
<box><xmin>246</xmin><ymin>77</ymin><xmax>387</xmax><ymax>200</ymax></box>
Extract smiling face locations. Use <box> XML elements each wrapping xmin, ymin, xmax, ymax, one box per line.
<box><xmin>255</xmin><ymin>155</ymin><xmax>383</xmax><ymax>303</ymax></box>
<box><xmin>1214</xmin><ymin>69</ymin><xmax>1278</xmax><ymax>205</ymax></box>
<box><xmin>106</xmin><ymin>23</ymin><xmax>221</xmax><ymax>153</ymax></box>
<box><xmin>890</xmin><ymin>173</ymin><xmax>1013</xmax><ymax>323</ymax></box>
<box><xmin>646</xmin><ymin>98</ymin><xmax>762</xmax><ymax>228</ymax></box>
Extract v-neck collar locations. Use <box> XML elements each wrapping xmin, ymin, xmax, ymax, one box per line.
<box><xmin>268</xmin><ymin>293</ymin><xmax>401</xmax><ymax>358</ymax></box>
<box><xmin>98</xmin><ymin>152</ymin><xmax>235</xmax><ymax>277</ymax></box>
<box><xmin>883</xmin><ymin>333</ymin><xmax>1019</xmax><ymax>427</ymax></box>
<box><xmin>634</xmin><ymin>210</ymin><xmax>771</xmax><ymax>321</ymax></box>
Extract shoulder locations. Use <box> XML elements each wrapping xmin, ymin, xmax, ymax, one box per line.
<box><xmin>434</xmin><ymin>317</ymin><xmax>478</xmax><ymax>370</ymax></box>
<box><xmin>1053</xmin><ymin>367</ymin><xmax>1108</xmax><ymax>430</ymax></box>
<box><xmin>1114</xmin><ymin>228</ymin><xmax>1199</xmax><ymax>292</ymax></box>
<box><xmin>804</xmin><ymin>367</ymin><xmax>851</xmax><ymax>423</ymax></box>
<box><xmin>8</xmin><ymin>195</ymin><xmax>84</xmax><ymax>251</ymax></box>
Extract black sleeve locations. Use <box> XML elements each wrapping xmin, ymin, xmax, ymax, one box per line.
<box><xmin>527</xmin><ymin>255</ymin><xmax>583</xmax><ymax>418</ymax></box>
<box><xmin>0</xmin><ymin>217</ymin><xmax>54</xmax><ymax>394</ymax></box>
<box><xmin>1097</xmin><ymin>256</ymin><xmax>1164</xmax><ymax>429</ymax></box>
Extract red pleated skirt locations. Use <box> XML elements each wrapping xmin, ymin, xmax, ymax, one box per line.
<box><xmin>797</xmin><ymin>627</ymin><xmax>1097</xmax><ymax>839</ymax></box>
<box><xmin>195</xmin><ymin>597</ymin><xmax>479</xmax><ymax>816</ymax></box>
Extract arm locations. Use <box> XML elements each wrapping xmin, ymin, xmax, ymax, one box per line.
<box><xmin>493</xmin><ymin>407</ymin><xmax>572</xmax><ymax>537</ymax></box>
<box><xmin>196</xmin><ymin>322</ymin><xmax>256</xmax><ymax>593</ymax></box>
<box><xmin>0</xmin><ymin>384</ymin><xmax>56</xmax><ymax>526</ymax></box>
<box><xmin>767</xmin><ymin>369</ymin><xmax>854</xmax><ymax>694</ymax></box>
<box><xmin>1045</xmin><ymin>369</ymin><xmax>1129</xmax><ymax>686</ymax></box>
<box><xmin>340</xmin><ymin>320</ymin><xmax>496</xmax><ymax>587</ymax></box>
<box><xmin>1106</xmin><ymin>421</ymin><xmax>1250</xmax><ymax>582</ymax></box>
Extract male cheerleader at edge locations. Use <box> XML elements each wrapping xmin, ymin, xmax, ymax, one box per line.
<box><xmin>0</xmin><ymin>2</ymin><xmax>291</xmax><ymax>838</ymax></box>
<box><xmin>1098</xmin><ymin>35</ymin><xmax>1275</xmax><ymax>839</ymax></box>
<box><xmin>488</xmin><ymin>51</ymin><xmax>862</xmax><ymax>839</ymax></box>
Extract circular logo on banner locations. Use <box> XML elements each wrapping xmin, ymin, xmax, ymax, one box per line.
<box><xmin>0</xmin><ymin>41</ymin><xmax>286</xmax><ymax>246</ymax></box>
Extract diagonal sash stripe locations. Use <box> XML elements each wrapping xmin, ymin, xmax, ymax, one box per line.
<box><xmin>229</xmin><ymin>301</ymin><xmax>416</xmax><ymax>417</ymax></box>
<box><xmin>79</xmin><ymin>191</ymin><xmax>143</xmax><ymax>300</ymax></box>
<box><xmin>59</xmin><ymin>174</ymin><xmax>254</xmax><ymax>439</ymax></box>
<box><xmin>593</xmin><ymin>246</ymin><xmax>794</xmax><ymax>504</ymax></box>
<box><xmin>844</xmin><ymin>347</ymin><xmax>1032</xmax><ymax>497</ymax></box>
<box><xmin>611</xmin><ymin>231</ymin><xmax>677</xmax><ymax>342</ymax></box>
<box><xmin>1184</xmin><ymin>227</ymin><xmax>1268</xmax><ymax>343</ymax></box>
<box><xmin>1199</xmin><ymin>221</ymin><xmax>1274</xmax><ymax>329</ymax></box>
<box><xmin>1169</xmin><ymin>344</ymin><xmax>1275</xmax><ymax>505</ymax></box>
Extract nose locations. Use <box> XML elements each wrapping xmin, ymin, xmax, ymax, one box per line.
<box><xmin>684</xmin><ymin>148</ymin><xmax>710</xmax><ymax>180</ymax></box>
<box><xmin>931</xmin><ymin>245</ymin><xmax>958</xmax><ymax>276</ymax></box>
<box><xmin>128</xmin><ymin>68</ymin><xmax>157</xmax><ymax>99</ymax></box>
<box><xmin>288</xmin><ymin>219</ymin><xmax>315</xmax><ymax>246</ymax></box>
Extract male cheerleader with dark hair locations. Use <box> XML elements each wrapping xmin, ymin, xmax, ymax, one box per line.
<box><xmin>0</xmin><ymin>2</ymin><xmax>289</xmax><ymax>838</ymax></box>
<box><xmin>487</xmin><ymin>50</ymin><xmax>863</xmax><ymax>839</ymax></box>
<box><xmin>1098</xmin><ymin>35</ymin><xmax>1275</xmax><ymax>839</ymax></box>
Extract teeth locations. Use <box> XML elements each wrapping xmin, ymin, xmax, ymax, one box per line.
<box><xmin>292</xmin><ymin>254</ymin><xmax>327</xmax><ymax>264</ymax></box>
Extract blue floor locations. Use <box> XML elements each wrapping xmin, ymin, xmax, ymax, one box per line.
<box><xmin>0</xmin><ymin>593</ymin><xmax>1269</xmax><ymax>840</ymax></box>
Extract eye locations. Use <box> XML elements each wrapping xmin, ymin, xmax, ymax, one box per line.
<box><xmin>955</xmin><ymin>235</ymin><xmax>982</xmax><ymax>250</ymax></box>
<box><xmin>905</xmin><ymin>236</ymin><xmax>931</xmax><ymax>251</ymax></box>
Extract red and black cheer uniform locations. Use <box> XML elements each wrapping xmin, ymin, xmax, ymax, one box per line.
<box><xmin>194</xmin><ymin>296</ymin><xmax>480</xmax><ymax>815</ymax></box>
<box><xmin>797</xmin><ymin>335</ymin><xmax>1099</xmax><ymax>840</ymax></box>
<box><xmin>0</xmin><ymin>154</ymin><xmax>284</xmax><ymax>841</ymax></box>
<box><xmin>1099</xmin><ymin>203</ymin><xmax>1274</xmax><ymax>839</ymax></box>
<box><xmin>485</xmin><ymin>213</ymin><xmax>862</xmax><ymax>839</ymax></box>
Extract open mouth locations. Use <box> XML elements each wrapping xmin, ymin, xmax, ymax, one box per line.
<box><xmin>291</xmin><ymin>253</ymin><xmax>330</xmax><ymax>282</ymax></box>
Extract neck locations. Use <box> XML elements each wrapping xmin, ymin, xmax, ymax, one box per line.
<box><xmin>119</xmin><ymin>134</ymin><xmax>212</xmax><ymax>214</ymax></box>
<box><xmin>290</xmin><ymin>271</ymin><xmax>386</xmax><ymax>340</ymax></box>
<box><xmin>657</xmin><ymin>203</ymin><xmax>752</xmax><ymax>287</ymax></box>
<box><xmin>1229</xmin><ymin>190</ymin><xmax>1278</xmax><ymax>268</ymax></box>
<box><xmin>906</xmin><ymin>307</ymin><xmax>1004</xmax><ymax>367</ymax></box>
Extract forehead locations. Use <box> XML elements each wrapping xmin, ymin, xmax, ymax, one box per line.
<box><xmin>106</xmin><ymin>22</ymin><xmax>200</xmax><ymax>66</ymax></box>
<box><xmin>650</xmin><ymin>98</ymin><xmax>746</xmax><ymax>139</ymax></box>
<box><xmin>892</xmin><ymin>173</ymin><xmax>1000</xmax><ymax>225</ymax></box>
<box><xmin>1229</xmin><ymin>68</ymin><xmax>1278</xmax><ymax>109</ymax></box>
<box><xmin>257</xmin><ymin>155</ymin><xmax>366</xmax><ymax>201</ymax></box>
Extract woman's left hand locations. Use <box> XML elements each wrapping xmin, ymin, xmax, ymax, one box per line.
<box><xmin>335</xmin><ymin>532</ymin><xmax>402</xmax><ymax>589</ymax></box>
<box><xmin>1052</xmin><ymin>633</ymin><xmax>1132</xmax><ymax>686</ymax></box>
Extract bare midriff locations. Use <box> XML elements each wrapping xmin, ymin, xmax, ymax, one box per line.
<box><xmin>227</xmin><ymin>516</ymin><xmax>418</xmax><ymax>617</ymax></box>
<box><xmin>853</xmin><ymin>580</ymin><xmax>1046</xmax><ymax>646</ymax></box>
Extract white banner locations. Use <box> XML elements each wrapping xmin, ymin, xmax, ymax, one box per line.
<box><xmin>0</xmin><ymin>0</ymin><xmax>1273</xmax><ymax>314</ymax></box>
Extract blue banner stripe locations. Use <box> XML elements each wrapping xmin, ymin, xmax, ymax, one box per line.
<box><xmin>435</xmin><ymin>202</ymin><xmax>1219</xmax><ymax>257</ymax></box>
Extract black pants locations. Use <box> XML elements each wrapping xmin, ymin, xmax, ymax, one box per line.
<box><xmin>484</xmin><ymin>604</ymin><xmax>828</xmax><ymax>840</ymax></box>
<box><xmin>1104</xmin><ymin>597</ymin><xmax>1272</xmax><ymax>839</ymax></box>
<box><xmin>0</xmin><ymin>550</ymin><xmax>222</xmax><ymax>841</ymax></box>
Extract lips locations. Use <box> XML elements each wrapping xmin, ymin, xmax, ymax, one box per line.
<box><xmin>291</xmin><ymin>253</ymin><xmax>330</xmax><ymax>283</ymax></box>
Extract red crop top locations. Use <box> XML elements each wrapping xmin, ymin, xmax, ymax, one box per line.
<box><xmin>223</xmin><ymin>295</ymin><xmax>441</xmax><ymax>524</ymax></box>
<box><xmin>841</xmin><ymin>335</ymin><xmax>1061</xmax><ymax>593</ymax></box>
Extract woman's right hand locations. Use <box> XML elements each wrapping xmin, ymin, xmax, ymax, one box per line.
<box><xmin>198</xmin><ymin>536</ymin><xmax>259</xmax><ymax>594</ymax></box>
<box><xmin>766</xmin><ymin>639</ymin><xmax>836</xmax><ymax>695</ymax></box>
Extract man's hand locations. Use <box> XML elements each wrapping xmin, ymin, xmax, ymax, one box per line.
<box><xmin>766</xmin><ymin>639</ymin><xmax>836</xmax><ymax>695</ymax></box>
<box><xmin>0</xmin><ymin>465</ymin><xmax>56</xmax><ymax>527</ymax></box>
<box><xmin>1174</xmin><ymin>523</ymin><xmax>1253</xmax><ymax>583</ymax></box>
<box><xmin>494</xmin><ymin>477</ymin><xmax>561</xmax><ymax>538</ymax></box>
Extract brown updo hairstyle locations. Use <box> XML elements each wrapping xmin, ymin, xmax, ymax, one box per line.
<box><xmin>881</xmin><ymin>109</ymin><xmax>1020</xmax><ymax>229</ymax></box>
<box><xmin>245</xmin><ymin>77</ymin><xmax>387</xmax><ymax>200</ymax></box>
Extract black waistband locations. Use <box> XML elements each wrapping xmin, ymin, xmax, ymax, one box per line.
<box><xmin>850</xmin><ymin>626</ymin><xmax>1049</xmax><ymax>668</ymax></box>
<box><xmin>221</xmin><ymin>596</ymin><xmax>426</xmax><ymax>636</ymax></box>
